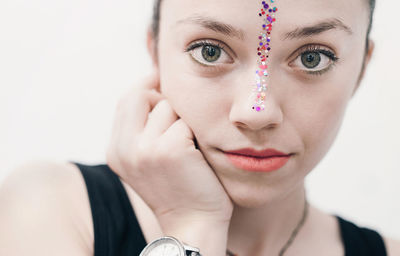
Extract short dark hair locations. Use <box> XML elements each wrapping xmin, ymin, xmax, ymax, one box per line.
<box><xmin>151</xmin><ymin>0</ymin><xmax>376</xmax><ymax>55</ymax></box>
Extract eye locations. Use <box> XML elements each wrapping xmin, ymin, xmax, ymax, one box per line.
<box><xmin>289</xmin><ymin>45</ymin><xmax>339</xmax><ymax>76</ymax></box>
<box><xmin>185</xmin><ymin>40</ymin><xmax>234</xmax><ymax>66</ymax></box>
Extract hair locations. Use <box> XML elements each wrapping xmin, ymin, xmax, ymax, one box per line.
<box><xmin>150</xmin><ymin>0</ymin><xmax>376</xmax><ymax>56</ymax></box>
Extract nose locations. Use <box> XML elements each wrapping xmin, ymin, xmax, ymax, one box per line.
<box><xmin>228</xmin><ymin>76</ymin><xmax>283</xmax><ymax>131</ymax></box>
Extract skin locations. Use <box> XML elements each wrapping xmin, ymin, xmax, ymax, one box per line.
<box><xmin>155</xmin><ymin>0</ymin><xmax>368</xmax><ymax>211</ymax></box>
<box><xmin>1</xmin><ymin>0</ymin><xmax>400</xmax><ymax>255</ymax></box>
<box><xmin>148</xmin><ymin>0</ymin><xmax>374</xmax><ymax>253</ymax></box>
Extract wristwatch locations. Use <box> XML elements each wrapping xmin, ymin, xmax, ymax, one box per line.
<box><xmin>139</xmin><ymin>236</ymin><xmax>202</xmax><ymax>256</ymax></box>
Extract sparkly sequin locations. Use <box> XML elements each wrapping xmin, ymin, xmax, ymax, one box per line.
<box><xmin>253</xmin><ymin>0</ymin><xmax>278</xmax><ymax>112</ymax></box>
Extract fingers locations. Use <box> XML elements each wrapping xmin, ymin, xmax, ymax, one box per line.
<box><xmin>142</xmin><ymin>99</ymin><xmax>179</xmax><ymax>140</ymax></box>
<box><xmin>107</xmin><ymin>87</ymin><xmax>137</xmax><ymax>171</ymax></box>
<box><xmin>106</xmin><ymin>73</ymin><xmax>164</xmax><ymax>166</ymax></box>
<box><xmin>161</xmin><ymin>118</ymin><xmax>195</xmax><ymax>148</ymax></box>
<box><xmin>119</xmin><ymin>74</ymin><xmax>165</xmax><ymax>138</ymax></box>
<box><xmin>142</xmin><ymin>72</ymin><xmax>160</xmax><ymax>91</ymax></box>
<box><xmin>107</xmin><ymin>71</ymin><xmax>195</xmax><ymax>172</ymax></box>
<box><xmin>139</xmin><ymin>74</ymin><xmax>166</xmax><ymax>112</ymax></box>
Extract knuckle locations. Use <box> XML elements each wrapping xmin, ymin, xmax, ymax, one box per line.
<box><xmin>155</xmin><ymin>140</ymin><xmax>175</xmax><ymax>162</ymax></box>
<box><xmin>135</xmin><ymin>142</ymin><xmax>157</xmax><ymax>169</ymax></box>
<box><xmin>136</xmin><ymin>140</ymin><xmax>172</xmax><ymax>168</ymax></box>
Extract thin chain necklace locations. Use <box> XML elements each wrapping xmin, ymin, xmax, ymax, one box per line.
<box><xmin>226</xmin><ymin>197</ymin><xmax>309</xmax><ymax>256</ymax></box>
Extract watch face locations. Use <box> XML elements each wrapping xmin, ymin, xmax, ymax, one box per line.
<box><xmin>140</xmin><ymin>237</ymin><xmax>184</xmax><ymax>256</ymax></box>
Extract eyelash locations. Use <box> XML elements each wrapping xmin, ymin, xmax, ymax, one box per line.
<box><xmin>293</xmin><ymin>44</ymin><xmax>340</xmax><ymax>76</ymax></box>
<box><xmin>185</xmin><ymin>40</ymin><xmax>226</xmax><ymax>53</ymax></box>
<box><xmin>184</xmin><ymin>40</ymin><xmax>229</xmax><ymax>71</ymax></box>
<box><xmin>185</xmin><ymin>40</ymin><xmax>340</xmax><ymax>76</ymax></box>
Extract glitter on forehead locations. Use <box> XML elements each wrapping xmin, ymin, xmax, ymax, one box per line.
<box><xmin>252</xmin><ymin>0</ymin><xmax>278</xmax><ymax>112</ymax></box>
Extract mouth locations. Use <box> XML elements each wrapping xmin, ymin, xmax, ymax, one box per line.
<box><xmin>222</xmin><ymin>148</ymin><xmax>293</xmax><ymax>172</ymax></box>
<box><xmin>224</xmin><ymin>147</ymin><xmax>291</xmax><ymax>157</ymax></box>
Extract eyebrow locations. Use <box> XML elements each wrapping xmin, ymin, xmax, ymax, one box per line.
<box><xmin>176</xmin><ymin>14</ymin><xmax>245</xmax><ymax>40</ymax></box>
<box><xmin>176</xmin><ymin>15</ymin><xmax>353</xmax><ymax>41</ymax></box>
<box><xmin>282</xmin><ymin>18</ymin><xmax>353</xmax><ymax>40</ymax></box>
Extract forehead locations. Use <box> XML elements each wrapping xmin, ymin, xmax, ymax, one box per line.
<box><xmin>160</xmin><ymin>0</ymin><xmax>368</xmax><ymax>40</ymax></box>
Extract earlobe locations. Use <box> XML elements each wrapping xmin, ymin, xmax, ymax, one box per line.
<box><xmin>365</xmin><ymin>38</ymin><xmax>375</xmax><ymax>65</ymax></box>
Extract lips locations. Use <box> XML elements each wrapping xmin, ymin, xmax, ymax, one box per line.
<box><xmin>223</xmin><ymin>148</ymin><xmax>292</xmax><ymax>172</ymax></box>
<box><xmin>224</xmin><ymin>148</ymin><xmax>290</xmax><ymax>158</ymax></box>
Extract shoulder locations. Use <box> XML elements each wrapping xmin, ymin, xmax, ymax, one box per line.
<box><xmin>336</xmin><ymin>214</ymin><xmax>399</xmax><ymax>256</ymax></box>
<box><xmin>384</xmin><ymin>236</ymin><xmax>400</xmax><ymax>256</ymax></box>
<box><xmin>0</xmin><ymin>160</ymin><xmax>93</xmax><ymax>256</ymax></box>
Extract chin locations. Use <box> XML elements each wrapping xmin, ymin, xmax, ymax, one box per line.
<box><xmin>232</xmin><ymin>196</ymin><xmax>271</xmax><ymax>209</ymax></box>
<box><xmin>223</xmin><ymin>180</ymin><xmax>280</xmax><ymax>209</ymax></box>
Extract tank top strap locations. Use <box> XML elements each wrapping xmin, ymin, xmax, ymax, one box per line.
<box><xmin>336</xmin><ymin>215</ymin><xmax>387</xmax><ymax>256</ymax></box>
<box><xmin>70</xmin><ymin>161</ymin><xmax>147</xmax><ymax>256</ymax></box>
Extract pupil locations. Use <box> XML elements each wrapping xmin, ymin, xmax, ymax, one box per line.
<box><xmin>301</xmin><ymin>52</ymin><xmax>321</xmax><ymax>69</ymax></box>
<box><xmin>207</xmin><ymin>46</ymin><xmax>216</xmax><ymax>57</ymax></box>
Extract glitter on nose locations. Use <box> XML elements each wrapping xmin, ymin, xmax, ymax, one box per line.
<box><xmin>253</xmin><ymin>0</ymin><xmax>278</xmax><ymax>112</ymax></box>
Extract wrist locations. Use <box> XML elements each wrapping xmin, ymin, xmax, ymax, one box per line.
<box><xmin>162</xmin><ymin>218</ymin><xmax>230</xmax><ymax>256</ymax></box>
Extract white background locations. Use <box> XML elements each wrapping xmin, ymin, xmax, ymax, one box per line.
<box><xmin>1</xmin><ymin>0</ymin><xmax>399</xmax><ymax>239</ymax></box>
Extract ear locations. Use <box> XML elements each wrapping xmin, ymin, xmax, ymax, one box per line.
<box><xmin>147</xmin><ymin>27</ymin><xmax>159</xmax><ymax>70</ymax></box>
<box><xmin>352</xmin><ymin>38</ymin><xmax>375</xmax><ymax>97</ymax></box>
<box><xmin>146</xmin><ymin>27</ymin><xmax>161</xmax><ymax>93</ymax></box>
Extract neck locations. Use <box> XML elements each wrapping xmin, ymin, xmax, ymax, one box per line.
<box><xmin>227</xmin><ymin>183</ymin><xmax>307</xmax><ymax>256</ymax></box>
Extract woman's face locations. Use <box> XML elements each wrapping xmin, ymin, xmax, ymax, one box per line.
<box><xmin>152</xmin><ymin>0</ymin><xmax>373</xmax><ymax>208</ymax></box>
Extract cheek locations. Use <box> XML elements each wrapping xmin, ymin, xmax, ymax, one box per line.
<box><xmin>158</xmin><ymin>38</ymin><xmax>239</xmax><ymax>140</ymax></box>
<box><xmin>288</xmin><ymin>81</ymin><xmax>353</xmax><ymax>167</ymax></box>
<box><xmin>293</xmin><ymin>42</ymin><xmax>362</xmax><ymax>164</ymax></box>
<box><xmin>159</xmin><ymin>65</ymin><xmax>228</xmax><ymax>142</ymax></box>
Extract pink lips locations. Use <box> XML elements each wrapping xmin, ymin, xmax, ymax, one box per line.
<box><xmin>223</xmin><ymin>148</ymin><xmax>292</xmax><ymax>172</ymax></box>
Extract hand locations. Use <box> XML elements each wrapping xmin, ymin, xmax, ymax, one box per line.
<box><xmin>106</xmin><ymin>74</ymin><xmax>234</xmax><ymax>231</ymax></box>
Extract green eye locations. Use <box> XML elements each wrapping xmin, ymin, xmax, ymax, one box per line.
<box><xmin>201</xmin><ymin>45</ymin><xmax>221</xmax><ymax>63</ymax></box>
<box><xmin>301</xmin><ymin>52</ymin><xmax>321</xmax><ymax>69</ymax></box>
<box><xmin>185</xmin><ymin>40</ymin><xmax>233</xmax><ymax>67</ymax></box>
<box><xmin>290</xmin><ymin>45</ymin><xmax>340</xmax><ymax>76</ymax></box>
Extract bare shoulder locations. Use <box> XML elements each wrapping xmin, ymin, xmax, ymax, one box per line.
<box><xmin>384</xmin><ymin>236</ymin><xmax>400</xmax><ymax>256</ymax></box>
<box><xmin>0</xmin><ymin>160</ymin><xmax>93</xmax><ymax>256</ymax></box>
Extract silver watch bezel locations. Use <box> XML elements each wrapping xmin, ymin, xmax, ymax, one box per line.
<box><xmin>139</xmin><ymin>236</ymin><xmax>201</xmax><ymax>256</ymax></box>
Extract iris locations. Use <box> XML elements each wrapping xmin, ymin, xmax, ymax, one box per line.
<box><xmin>301</xmin><ymin>52</ymin><xmax>321</xmax><ymax>69</ymax></box>
<box><xmin>201</xmin><ymin>45</ymin><xmax>221</xmax><ymax>62</ymax></box>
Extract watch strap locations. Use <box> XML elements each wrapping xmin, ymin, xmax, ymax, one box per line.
<box><xmin>182</xmin><ymin>244</ymin><xmax>202</xmax><ymax>256</ymax></box>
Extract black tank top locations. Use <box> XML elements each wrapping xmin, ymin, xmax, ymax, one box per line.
<box><xmin>71</xmin><ymin>162</ymin><xmax>388</xmax><ymax>256</ymax></box>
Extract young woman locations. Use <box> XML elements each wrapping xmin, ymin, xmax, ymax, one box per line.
<box><xmin>1</xmin><ymin>0</ymin><xmax>399</xmax><ymax>255</ymax></box>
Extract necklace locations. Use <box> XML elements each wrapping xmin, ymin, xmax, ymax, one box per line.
<box><xmin>226</xmin><ymin>198</ymin><xmax>309</xmax><ymax>256</ymax></box>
